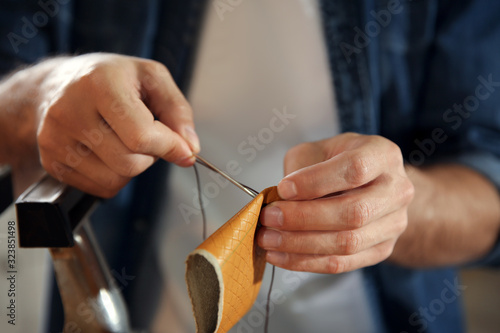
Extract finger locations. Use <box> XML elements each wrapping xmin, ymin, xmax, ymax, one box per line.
<box><xmin>138</xmin><ymin>60</ymin><xmax>200</xmax><ymax>153</ymax></box>
<box><xmin>258</xmin><ymin>209</ymin><xmax>407</xmax><ymax>255</ymax></box>
<box><xmin>59</xmin><ymin>105</ymin><xmax>156</xmax><ymax>177</ymax></box>
<box><xmin>261</xmin><ymin>178</ymin><xmax>405</xmax><ymax>231</ymax></box>
<box><xmin>265</xmin><ymin>240</ymin><xmax>396</xmax><ymax>274</ymax></box>
<box><xmin>283</xmin><ymin>141</ymin><xmax>326</xmax><ymax>176</ymax></box>
<box><xmin>48</xmin><ymin>163</ymin><xmax>128</xmax><ymax>198</ymax></box>
<box><xmin>282</xmin><ymin>133</ymin><xmax>363</xmax><ymax>176</ymax></box>
<box><xmin>95</xmin><ymin>69</ymin><xmax>194</xmax><ymax>165</ymax></box>
<box><xmin>76</xmin><ymin>116</ymin><xmax>156</xmax><ymax>177</ymax></box>
<box><xmin>44</xmin><ymin>143</ymin><xmax>131</xmax><ymax>196</ymax></box>
<box><xmin>40</xmin><ymin>108</ymin><xmax>155</xmax><ymax>179</ymax></box>
<box><xmin>278</xmin><ymin>149</ymin><xmax>382</xmax><ymax>200</ymax></box>
<box><xmin>278</xmin><ymin>136</ymin><xmax>402</xmax><ymax>200</ymax></box>
<box><xmin>39</xmin><ymin>132</ymin><xmax>131</xmax><ymax>197</ymax></box>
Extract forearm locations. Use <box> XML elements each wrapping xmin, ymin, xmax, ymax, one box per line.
<box><xmin>389</xmin><ymin>163</ymin><xmax>500</xmax><ymax>267</ymax></box>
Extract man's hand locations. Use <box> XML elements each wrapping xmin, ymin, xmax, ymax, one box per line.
<box><xmin>257</xmin><ymin>133</ymin><xmax>414</xmax><ymax>274</ymax></box>
<box><xmin>32</xmin><ymin>53</ymin><xmax>199</xmax><ymax>197</ymax></box>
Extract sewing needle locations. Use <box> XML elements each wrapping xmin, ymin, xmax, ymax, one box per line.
<box><xmin>194</xmin><ymin>155</ymin><xmax>259</xmax><ymax>198</ymax></box>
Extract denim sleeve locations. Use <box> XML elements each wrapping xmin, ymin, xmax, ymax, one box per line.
<box><xmin>416</xmin><ymin>0</ymin><xmax>500</xmax><ymax>267</ymax></box>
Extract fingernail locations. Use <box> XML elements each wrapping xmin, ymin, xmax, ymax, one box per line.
<box><xmin>278</xmin><ymin>180</ymin><xmax>297</xmax><ymax>199</ymax></box>
<box><xmin>260</xmin><ymin>229</ymin><xmax>282</xmax><ymax>249</ymax></box>
<box><xmin>184</xmin><ymin>126</ymin><xmax>200</xmax><ymax>153</ymax></box>
<box><xmin>174</xmin><ymin>154</ymin><xmax>195</xmax><ymax>166</ymax></box>
<box><xmin>260</xmin><ymin>206</ymin><xmax>283</xmax><ymax>227</ymax></box>
<box><xmin>266</xmin><ymin>251</ymin><xmax>287</xmax><ymax>265</ymax></box>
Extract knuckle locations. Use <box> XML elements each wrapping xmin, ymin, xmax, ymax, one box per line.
<box><xmin>337</xmin><ymin>230</ymin><xmax>361</xmax><ymax>255</ymax></box>
<box><xmin>126</xmin><ymin>129</ymin><xmax>153</xmax><ymax>153</ymax></box>
<box><xmin>141</xmin><ymin>60</ymin><xmax>172</xmax><ymax>88</ymax></box>
<box><xmin>280</xmin><ymin>233</ymin><xmax>299</xmax><ymax>252</ymax></box>
<box><xmin>161</xmin><ymin>139</ymin><xmax>179</xmax><ymax>160</ymax></box>
<box><xmin>387</xmin><ymin>139</ymin><xmax>402</xmax><ymax>156</ymax></box>
<box><xmin>165</xmin><ymin>99</ymin><xmax>191</xmax><ymax>119</ymax></box>
<box><xmin>170</xmin><ymin>99</ymin><xmax>190</xmax><ymax>113</ymax></box>
<box><xmin>384</xmin><ymin>138</ymin><xmax>403</xmax><ymax>159</ymax></box>
<box><xmin>286</xmin><ymin>202</ymin><xmax>307</xmax><ymax>230</ymax></box>
<box><xmin>78</xmin><ymin>63</ymin><xmax>122</xmax><ymax>98</ymax></box>
<box><xmin>109</xmin><ymin>99</ymin><xmax>130</xmax><ymax>118</ymax></box>
<box><xmin>327</xmin><ymin>256</ymin><xmax>344</xmax><ymax>274</ymax></box>
<box><xmin>44</xmin><ymin>101</ymin><xmax>63</xmax><ymax>119</ymax></box>
<box><xmin>345</xmin><ymin>199</ymin><xmax>371</xmax><ymax>228</ymax></box>
<box><xmin>79</xmin><ymin>64</ymin><xmax>108</xmax><ymax>88</ymax></box>
<box><xmin>345</xmin><ymin>151</ymin><xmax>370</xmax><ymax>186</ymax></box>
<box><xmin>143</xmin><ymin>59</ymin><xmax>168</xmax><ymax>74</ymax></box>
<box><xmin>42</xmin><ymin>100</ymin><xmax>69</xmax><ymax>128</ymax></box>
<box><xmin>142</xmin><ymin>59</ymin><xmax>161</xmax><ymax>72</ymax></box>
<box><xmin>401</xmin><ymin>177</ymin><xmax>415</xmax><ymax>205</ymax></box>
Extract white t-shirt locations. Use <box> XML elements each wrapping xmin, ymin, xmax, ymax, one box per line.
<box><xmin>152</xmin><ymin>1</ymin><xmax>376</xmax><ymax>332</ymax></box>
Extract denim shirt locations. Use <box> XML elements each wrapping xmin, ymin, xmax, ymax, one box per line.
<box><xmin>321</xmin><ymin>1</ymin><xmax>500</xmax><ymax>332</ymax></box>
<box><xmin>2</xmin><ymin>0</ymin><xmax>500</xmax><ymax>332</ymax></box>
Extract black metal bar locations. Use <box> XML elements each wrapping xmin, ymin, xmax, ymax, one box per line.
<box><xmin>15</xmin><ymin>175</ymin><xmax>98</xmax><ymax>247</ymax></box>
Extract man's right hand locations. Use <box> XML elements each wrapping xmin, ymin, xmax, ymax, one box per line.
<box><xmin>16</xmin><ymin>53</ymin><xmax>199</xmax><ymax>197</ymax></box>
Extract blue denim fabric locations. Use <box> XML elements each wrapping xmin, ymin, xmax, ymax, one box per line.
<box><xmin>0</xmin><ymin>1</ymin><xmax>207</xmax><ymax>330</ymax></box>
<box><xmin>321</xmin><ymin>1</ymin><xmax>500</xmax><ymax>332</ymax></box>
<box><xmin>1</xmin><ymin>0</ymin><xmax>499</xmax><ymax>332</ymax></box>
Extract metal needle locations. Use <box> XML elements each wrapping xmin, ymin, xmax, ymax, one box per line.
<box><xmin>194</xmin><ymin>155</ymin><xmax>259</xmax><ymax>198</ymax></box>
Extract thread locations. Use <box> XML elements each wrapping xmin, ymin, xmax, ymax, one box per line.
<box><xmin>264</xmin><ymin>265</ymin><xmax>276</xmax><ymax>333</ymax></box>
<box><xmin>193</xmin><ymin>163</ymin><xmax>207</xmax><ymax>240</ymax></box>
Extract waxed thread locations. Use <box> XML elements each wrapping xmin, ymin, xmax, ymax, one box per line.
<box><xmin>193</xmin><ymin>164</ymin><xmax>207</xmax><ymax>240</ymax></box>
<box><xmin>264</xmin><ymin>265</ymin><xmax>276</xmax><ymax>333</ymax></box>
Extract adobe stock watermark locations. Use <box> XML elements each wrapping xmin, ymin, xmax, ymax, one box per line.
<box><xmin>237</xmin><ymin>106</ymin><xmax>297</xmax><ymax>163</ymax></box>
<box><xmin>7</xmin><ymin>0</ymin><xmax>70</xmax><ymax>54</ymax></box>
<box><xmin>213</xmin><ymin>0</ymin><xmax>245</xmax><ymax>21</ymax></box>
<box><xmin>339</xmin><ymin>0</ymin><xmax>404</xmax><ymax>64</ymax></box>
<box><xmin>178</xmin><ymin>106</ymin><xmax>297</xmax><ymax>224</ymax></box>
<box><xmin>407</xmin><ymin>74</ymin><xmax>500</xmax><ymax>167</ymax></box>
<box><xmin>401</xmin><ymin>277</ymin><xmax>467</xmax><ymax>333</ymax></box>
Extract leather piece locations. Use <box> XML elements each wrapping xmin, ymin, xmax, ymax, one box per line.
<box><xmin>186</xmin><ymin>186</ymin><xmax>280</xmax><ymax>333</ymax></box>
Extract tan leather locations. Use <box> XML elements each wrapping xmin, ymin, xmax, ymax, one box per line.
<box><xmin>186</xmin><ymin>186</ymin><xmax>280</xmax><ymax>333</ymax></box>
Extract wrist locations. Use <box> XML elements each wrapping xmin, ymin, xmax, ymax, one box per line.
<box><xmin>0</xmin><ymin>58</ymin><xmax>67</xmax><ymax>167</ymax></box>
